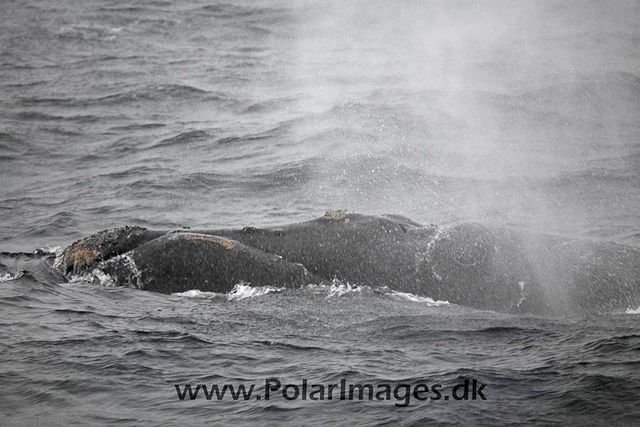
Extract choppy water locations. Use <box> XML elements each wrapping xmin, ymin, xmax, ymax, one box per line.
<box><xmin>1</xmin><ymin>0</ymin><xmax>639</xmax><ymax>425</ymax></box>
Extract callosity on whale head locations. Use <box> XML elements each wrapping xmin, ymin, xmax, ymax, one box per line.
<box><xmin>53</xmin><ymin>226</ymin><xmax>164</xmax><ymax>277</ymax></box>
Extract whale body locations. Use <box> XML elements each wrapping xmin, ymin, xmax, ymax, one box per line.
<box><xmin>51</xmin><ymin>211</ymin><xmax>640</xmax><ymax>314</ymax></box>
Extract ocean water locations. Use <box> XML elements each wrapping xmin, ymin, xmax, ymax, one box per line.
<box><xmin>1</xmin><ymin>0</ymin><xmax>639</xmax><ymax>425</ymax></box>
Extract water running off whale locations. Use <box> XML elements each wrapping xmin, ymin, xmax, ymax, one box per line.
<box><xmin>38</xmin><ymin>211</ymin><xmax>640</xmax><ymax>314</ymax></box>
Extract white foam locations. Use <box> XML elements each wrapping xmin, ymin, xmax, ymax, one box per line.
<box><xmin>36</xmin><ymin>245</ymin><xmax>62</xmax><ymax>255</ymax></box>
<box><xmin>90</xmin><ymin>268</ymin><xmax>116</xmax><ymax>287</ymax></box>
<box><xmin>173</xmin><ymin>289</ymin><xmax>223</xmax><ymax>298</ymax></box>
<box><xmin>625</xmin><ymin>306</ymin><xmax>640</xmax><ymax>314</ymax></box>
<box><xmin>114</xmin><ymin>253</ymin><xmax>142</xmax><ymax>288</ymax></box>
<box><xmin>0</xmin><ymin>273</ymin><xmax>15</xmax><ymax>282</ymax></box>
<box><xmin>386</xmin><ymin>290</ymin><xmax>450</xmax><ymax>306</ymax></box>
<box><xmin>326</xmin><ymin>280</ymin><xmax>363</xmax><ymax>298</ymax></box>
<box><xmin>52</xmin><ymin>254</ymin><xmax>65</xmax><ymax>270</ymax></box>
<box><xmin>68</xmin><ymin>273</ymin><xmax>96</xmax><ymax>283</ymax></box>
<box><xmin>227</xmin><ymin>282</ymin><xmax>282</xmax><ymax>301</ymax></box>
<box><xmin>304</xmin><ymin>279</ymin><xmax>366</xmax><ymax>298</ymax></box>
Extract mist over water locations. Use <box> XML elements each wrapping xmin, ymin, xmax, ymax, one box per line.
<box><xmin>1</xmin><ymin>0</ymin><xmax>638</xmax><ymax>251</ymax></box>
<box><xmin>1</xmin><ymin>1</ymin><xmax>639</xmax><ymax>425</ymax></box>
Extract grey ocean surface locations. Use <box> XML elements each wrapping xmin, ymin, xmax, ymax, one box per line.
<box><xmin>1</xmin><ymin>0</ymin><xmax>639</xmax><ymax>425</ymax></box>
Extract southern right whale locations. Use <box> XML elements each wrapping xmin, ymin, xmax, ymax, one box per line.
<box><xmin>51</xmin><ymin>211</ymin><xmax>640</xmax><ymax>314</ymax></box>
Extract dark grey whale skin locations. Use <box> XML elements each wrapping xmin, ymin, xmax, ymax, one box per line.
<box><xmin>98</xmin><ymin>232</ymin><xmax>323</xmax><ymax>295</ymax></box>
<box><xmin>54</xmin><ymin>212</ymin><xmax>640</xmax><ymax>314</ymax></box>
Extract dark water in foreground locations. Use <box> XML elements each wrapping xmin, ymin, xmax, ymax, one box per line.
<box><xmin>1</xmin><ymin>0</ymin><xmax>639</xmax><ymax>425</ymax></box>
<box><xmin>2</xmin><ymin>257</ymin><xmax>639</xmax><ymax>426</ymax></box>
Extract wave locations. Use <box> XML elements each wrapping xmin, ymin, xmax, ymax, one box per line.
<box><xmin>13</xmin><ymin>111</ymin><xmax>101</xmax><ymax>123</ymax></box>
<box><xmin>147</xmin><ymin>129</ymin><xmax>216</xmax><ymax>150</ymax></box>
<box><xmin>216</xmin><ymin>124</ymin><xmax>290</xmax><ymax>146</ymax></box>
<box><xmin>581</xmin><ymin>334</ymin><xmax>640</xmax><ymax>354</ymax></box>
<box><xmin>0</xmin><ymin>132</ymin><xmax>27</xmax><ymax>155</ymax></box>
<box><xmin>108</xmin><ymin>122</ymin><xmax>166</xmax><ymax>132</ymax></box>
<box><xmin>195</xmin><ymin>3</ymin><xmax>285</xmax><ymax>21</ymax></box>
<box><xmin>95</xmin><ymin>83</ymin><xmax>212</xmax><ymax>104</ymax></box>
